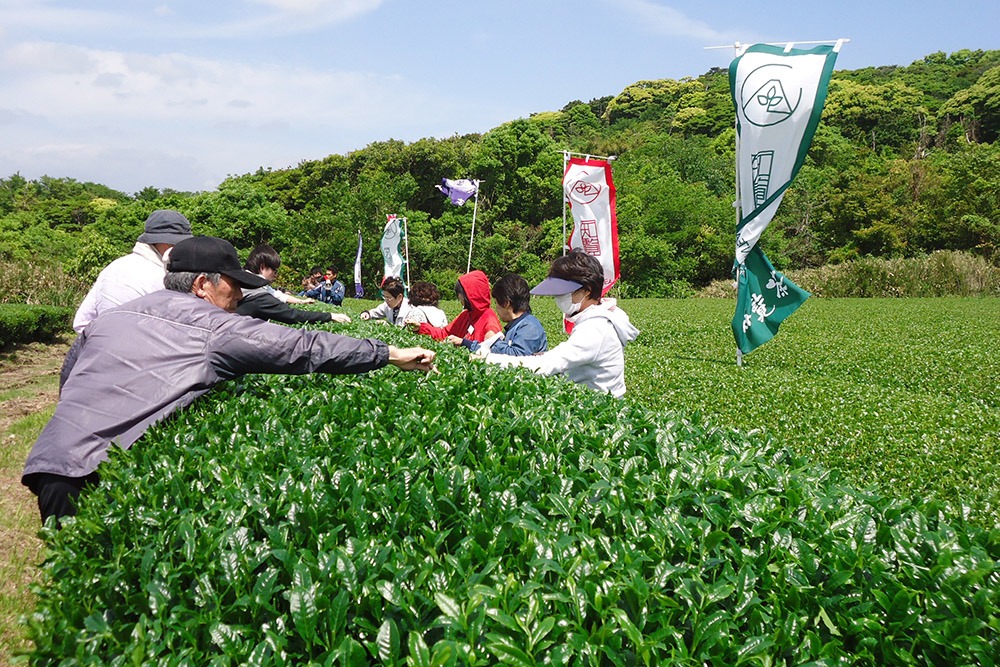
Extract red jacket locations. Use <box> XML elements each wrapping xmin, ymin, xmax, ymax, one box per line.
<box><xmin>418</xmin><ymin>270</ymin><xmax>502</xmax><ymax>342</ymax></box>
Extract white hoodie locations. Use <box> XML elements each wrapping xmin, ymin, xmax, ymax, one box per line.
<box><xmin>485</xmin><ymin>298</ymin><xmax>639</xmax><ymax>397</ymax></box>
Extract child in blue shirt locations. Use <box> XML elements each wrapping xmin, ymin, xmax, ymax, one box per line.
<box><xmin>465</xmin><ymin>273</ymin><xmax>547</xmax><ymax>356</ymax></box>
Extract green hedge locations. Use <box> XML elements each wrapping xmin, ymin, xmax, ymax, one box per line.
<box><xmin>25</xmin><ymin>323</ymin><xmax>1000</xmax><ymax>665</ymax></box>
<box><xmin>697</xmin><ymin>251</ymin><xmax>1000</xmax><ymax>298</ymax></box>
<box><xmin>0</xmin><ymin>304</ymin><xmax>73</xmax><ymax>347</ymax></box>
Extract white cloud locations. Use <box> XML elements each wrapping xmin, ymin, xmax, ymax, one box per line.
<box><xmin>0</xmin><ymin>1</ymin><xmax>134</xmax><ymax>35</ymax></box>
<box><xmin>198</xmin><ymin>0</ymin><xmax>385</xmax><ymax>38</ymax></box>
<box><xmin>0</xmin><ymin>41</ymin><xmax>408</xmax><ymax>126</ymax></box>
<box><xmin>611</xmin><ymin>0</ymin><xmax>741</xmax><ymax>44</ymax></box>
<box><xmin>0</xmin><ymin>37</ymin><xmax>447</xmax><ymax>191</ymax></box>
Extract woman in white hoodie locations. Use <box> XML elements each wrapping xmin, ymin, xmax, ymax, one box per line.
<box><xmin>483</xmin><ymin>250</ymin><xmax>639</xmax><ymax>397</ymax></box>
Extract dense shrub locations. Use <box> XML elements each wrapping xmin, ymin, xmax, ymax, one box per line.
<box><xmin>0</xmin><ymin>260</ymin><xmax>89</xmax><ymax>308</ymax></box>
<box><xmin>696</xmin><ymin>250</ymin><xmax>1000</xmax><ymax>298</ymax></box>
<box><xmin>25</xmin><ymin>322</ymin><xmax>1000</xmax><ymax>665</ymax></box>
<box><xmin>0</xmin><ymin>304</ymin><xmax>73</xmax><ymax>347</ymax></box>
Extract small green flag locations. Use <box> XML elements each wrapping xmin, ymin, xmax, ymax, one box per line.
<box><xmin>732</xmin><ymin>246</ymin><xmax>809</xmax><ymax>355</ymax></box>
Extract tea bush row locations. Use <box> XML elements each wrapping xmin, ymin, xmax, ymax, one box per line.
<box><xmin>0</xmin><ymin>304</ymin><xmax>73</xmax><ymax>348</ymax></box>
<box><xmin>25</xmin><ymin>322</ymin><xmax>1000</xmax><ymax>665</ymax></box>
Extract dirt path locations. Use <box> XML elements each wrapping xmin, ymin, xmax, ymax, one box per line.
<box><xmin>0</xmin><ymin>337</ymin><xmax>72</xmax><ymax>663</ymax></box>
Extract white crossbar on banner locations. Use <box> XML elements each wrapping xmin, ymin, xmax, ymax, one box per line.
<box><xmin>705</xmin><ymin>39</ymin><xmax>849</xmax><ymax>56</ymax></box>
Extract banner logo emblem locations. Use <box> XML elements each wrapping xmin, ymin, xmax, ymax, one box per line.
<box><xmin>568</xmin><ymin>176</ymin><xmax>602</xmax><ymax>205</ymax></box>
<box><xmin>741</xmin><ymin>64</ymin><xmax>801</xmax><ymax>127</ymax></box>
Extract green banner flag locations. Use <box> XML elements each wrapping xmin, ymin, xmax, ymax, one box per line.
<box><xmin>730</xmin><ymin>43</ymin><xmax>839</xmax><ymax>265</ymax></box>
<box><xmin>732</xmin><ymin>246</ymin><xmax>810</xmax><ymax>355</ymax></box>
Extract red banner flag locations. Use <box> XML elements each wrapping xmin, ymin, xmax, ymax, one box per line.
<box><xmin>563</xmin><ymin>157</ymin><xmax>619</xmax><ymax>294</ymax></box>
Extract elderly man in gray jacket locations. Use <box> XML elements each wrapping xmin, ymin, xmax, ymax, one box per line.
<box><xmin>23</xmin><ymin>235</ymin><xmax>436</xmax><ymax>526</ymax></box>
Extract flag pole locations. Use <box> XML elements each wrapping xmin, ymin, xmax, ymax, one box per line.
<box><xmin>728</xmin><ymin>42</ymin><xmax>745</xmax><ymax>367</ymax></box>
<box><xmin>561</xmin><ymin>151</ymin><xmax>569</xmax><ymax>255</ymax></box>
<box><xmin>402</xmin><ymin>216</ymin><xmax>411</xmax><ymax>291</ymax></box>
<box><xmin>466</xmin><ymin>180</ymin><xmax>481</xmax><ymax>273</ymax></box>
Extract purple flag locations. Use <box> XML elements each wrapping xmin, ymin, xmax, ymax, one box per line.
<box><xmin>436</xmin><ymin>178</ymin><xmax>478</xmax><ymax>206</ymax></box>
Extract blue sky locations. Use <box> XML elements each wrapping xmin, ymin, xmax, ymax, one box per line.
<box><xmin>0</xmin><ymin>0</ymin><xmax>996</xmax><ymax>194</ymax></box>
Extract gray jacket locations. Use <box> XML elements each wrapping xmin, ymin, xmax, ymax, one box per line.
<box><xmin>23</xmin><ymin>289</ymin><xmax>389</xmax><ymax>482</ymax></box>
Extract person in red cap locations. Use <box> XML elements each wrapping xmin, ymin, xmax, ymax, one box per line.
<box><xmin>72</xmin><ymin>209</ymin><xmax>194</xmax><ymax>332</ymax></box>
<box><xmin>408</xmin><ymin>270</ymin><xmax>502</xmax><ymax>346</ymax></box>
<box><xmin>24</xmin><ymin>235</ymin><xmax>436</xmax><ymax>526</ymax></box>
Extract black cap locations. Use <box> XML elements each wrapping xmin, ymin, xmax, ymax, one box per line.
<box><xmin>137</xmin><ymin>210</ymin><xmax>193</xmax><ymax>245</ymax></box>
<box><xmin>167</xmin><ymin>236</ymin><xmax>269</xmax><ymax>288</ymax></box>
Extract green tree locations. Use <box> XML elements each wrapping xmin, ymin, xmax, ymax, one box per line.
<box><xmin>824</xmin><ymin>78</ymin><xmax>926</xmax><ymax>151</ymax></box>
<box><xmin>939</xmin><ymin>64</ymin><xmax>1000</xmax><ymax>143</ymax></box>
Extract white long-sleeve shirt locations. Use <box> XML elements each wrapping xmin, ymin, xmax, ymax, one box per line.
<box><xmin>485</xmin><ymin>300</ymin><xmax>639</xmax><ymax>397</ymax></box>
<box><xmin>362</xmin><ymin>297</ymin><xmax>414</xmax><ymax>326</ymax></box>
<box><xmin>72</xmin><ymin>243</ymin><xmax>169</xmax><ymax>333</ymax></box>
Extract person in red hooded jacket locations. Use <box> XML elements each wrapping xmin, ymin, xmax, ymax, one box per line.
<box><xmin>410</xmin><ymin>270</ymin><xmax>502</xmax><ymax>346</ymax></box>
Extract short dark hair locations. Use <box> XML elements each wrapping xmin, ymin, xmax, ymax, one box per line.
<box><xmin>164</xmin><ymin>271</ymin><xmax>222</xmax><ymax>293</ymax></box>
<box><xmin>408</xmin><ymin>281</ymin><xmax>440</xmax><ymax>307</ymax></box>
<box><xmin>326</xmin><ymin>266</ymin><xmax>338</xmax><ymax>276</ymax></box>
<box><xmin>492</xmin><ymin>274</ymin><xmax>532</xmax><ymax>314</ymax></box>
<box><xmin>549</xmin><ymin>249</ymin><xmax>604</xmax><ymax>299</ymax></box>
<box><xmin>245</xmin><ymin>244</ymin><xmax>281</xmax><ymax>274</ymax></box>
<box><xmin>381</xmin><ymin>276</ymin><xmax>405</xmax><ymax>298</ymax></box>
<box><xmin>454</xmin><ymin>281</ymin><xmax>470</xmax><ymax>310</ymax></box>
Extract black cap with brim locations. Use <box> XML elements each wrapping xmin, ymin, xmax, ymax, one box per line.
<box><xmin>167</xmin><ymin>236</ymin><xmax>269</xmax><ymax>288</ymax></box>
<box><xmin>137</xmin><ymin>210</ymin><xmax>193</xmax><ymax>245</ymax></box>
<box><xmin>530</xmin><ymin>277</ymin><xmax>583</xmax><ymax>296</ymax></box>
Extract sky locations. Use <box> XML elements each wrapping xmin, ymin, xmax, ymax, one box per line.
<box><xmin>0</xmin><ymin>0</ymin><xmax>997</xmax><ymax>195</ymax></box>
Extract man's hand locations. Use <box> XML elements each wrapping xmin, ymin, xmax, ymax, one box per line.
<box><xmin>445</xmin><ymin>335</ymin><xmax>464</xmax><ymax>346</ymax></box>
<box><xmin>388</xmin><ymin>346</ymin><xmax>437</xmax><ymax>372</ymax></box>
<box><xmin>329</xmin><ymin>313</ymin><xmax>352</xmax><ymax>324</ymax></box>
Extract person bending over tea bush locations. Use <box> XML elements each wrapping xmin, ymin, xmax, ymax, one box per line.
<box><xmin>237</xmin><ymin>244</ymin><xmax>351</xmax><ymax>325</ymax></box>
<box><xmin>360</xmin><ymin>276</ymin><xmax>413</xmax><ymax>326</ymax></box>
<box><xmin>409</xmin><ymin>270</ymin><xmax>502</xmax><ymax>347</ymax></box>
<box><xmin>484</xmin><ymin>250</ymin><xmax>638</xmax><ymax>397</ymax></box>
<box><xmin>403</xmin><ymin>280</ymin><xmax>448</xmax><ymax>327</ymax></box>
<box><xmin>23</xmin><ymin>236</ymin><xmax>436</xmax><ymax>526</ymax></box>
<box><xmin>466</xmin><ymin>273</ymin><xmax>547</xmax><ymax>357</ymax></box>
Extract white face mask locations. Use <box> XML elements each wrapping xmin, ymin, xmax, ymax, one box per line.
<box><xmin>554</xmin><ymin>292</ymin><xmax>581</xmax><ymax>317</ymax></box>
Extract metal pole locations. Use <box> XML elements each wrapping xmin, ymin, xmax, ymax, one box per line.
<box><xmin>704</xmin><ymin>38</ymin><xmax>849</xmax><ymax>53</ymax></box>
<box><xmin>466</xmin><ymin>181</ymin><xmax>480</xmax><ymax>273</ymax></box>
<box><xmin>561</xmin><ymin>151</ymin><xmax>569</xmax><ymax>255</ymax></box>
<box><xmin>731</xmin><ymin>43</ymin><xmax>744</xmax><ymax>367</ymax></box>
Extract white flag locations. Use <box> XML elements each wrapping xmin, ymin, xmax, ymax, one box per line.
<box><xmin>353</xmin><ymin>229</ymin><xmax>364</xmax><ymax>297</ymax></box>
<box><xmin>731</xmin><ymin>43</ymin><xmax>839</xmax><ymax>265</ymax></box>
<box><xmin>436</xmin><ymin>178</ymin><xmax>479</xmax><ymax>206</ymax></box>
<box><xmin>380</xmin><ymin>214</ymin><xmax>405</xmax><ymax>281</ymax></box>
<box><xmin>563</xmin><ymin>157</ymin><xmax>619</xmax><ymax>294</ymax></box>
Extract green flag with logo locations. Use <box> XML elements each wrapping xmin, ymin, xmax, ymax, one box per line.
<box><xmin>732</xmin><ymin>246</ymin><xmax>810</xmax><ymax>354</ymax></box>
<box><xmin>729</xmin><ymin>42</ymin><xmax>840</xmax><ymax>356</ymax></box>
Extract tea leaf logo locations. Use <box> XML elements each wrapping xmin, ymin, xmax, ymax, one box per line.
<box><xmin>740</xmin><ymin>63</ymin><xmax>802</xmax><ymax>127</ymax></box>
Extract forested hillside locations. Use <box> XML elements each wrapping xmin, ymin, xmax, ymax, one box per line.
<box><xmin>1</xmin><ymin>49</ymin><xmax>997</xmax><ymax>298</ymax></box>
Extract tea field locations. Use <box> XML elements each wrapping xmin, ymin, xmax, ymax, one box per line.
<box><xmin>21</xmin><ymin>297</ymin><xmax>999</xmax><ymax>665</ymax></box>
<box><xmin>619</xmin><ymin>297</ymin><xmax>1000</xmax><ymax>528</ymax></box>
